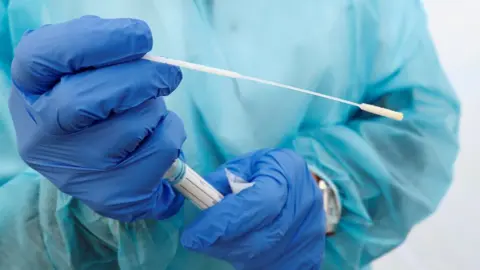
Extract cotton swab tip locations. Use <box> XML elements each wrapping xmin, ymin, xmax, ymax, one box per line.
<box><xmin>359</xmin><ymin>103</ymin><xmax>404</xmax><ymax>121</ymax></box>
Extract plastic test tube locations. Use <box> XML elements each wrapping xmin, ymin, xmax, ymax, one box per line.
<box><xmin>163</xmin><ymin>159</ymin><xmax>224</xmax><ymax>210</ymax></box>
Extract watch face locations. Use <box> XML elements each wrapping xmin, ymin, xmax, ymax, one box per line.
<box><xmin>326</xmin><ymin>188</ymin><xmax>340</xmax><ymax>220</ymax></box>
<box><xmin>319</xmin><ymin>181</ymin><xmax>341</xmax><ymax>234</ymax></box>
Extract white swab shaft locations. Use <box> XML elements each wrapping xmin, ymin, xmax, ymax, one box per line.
<box><xmin>240</xmin><ymin>75</ymin><xmax>358</xmax><ymax>106</ymax></box>
<box><xmin>143</xmin><ymin>55</ymin><xmax>242</xmax><ymax>79</ymax></box>
<box><xmin>143</xmin><ymin>55</ymin><xmax>404</xmax><ymax>121</ymax></box>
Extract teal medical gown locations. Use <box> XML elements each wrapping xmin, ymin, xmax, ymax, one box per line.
<box><xmin>0</xmin><ymin>0</ymin><xmax>460</xmax><ymax>269</ymax></box>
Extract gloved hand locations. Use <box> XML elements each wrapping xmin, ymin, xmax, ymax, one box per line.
<box><xmin>8</xmin><ymin>16</ymin><xmax>186</xmax><ymax>222</ymax></box>
<box><xmin>181</xmin><ymin>149</ymin><xmax>326</xmax><ymax>270</ymax></box>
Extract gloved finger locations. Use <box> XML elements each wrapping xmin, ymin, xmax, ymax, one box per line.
<box><xmin>202</xmin><ymin>156</ymin><xmax>254</xmax><ymax>195</ymax></box>
<box><xmin>37</xmin><ymin>111</ymin><xmax>186</xmax><ymax>222</ymax></box>
<box><xmin>11</xmin><ymin>15</ymin><xmax>153</xmax><ymax>95</ymax></box>
<box><xmin>91</xmin><ymin>179</ymin><xmax>185</xmax><ymax>222</ymax></box>
<box><xmin>151</xmin><ymin>181</ymin><xmax>185</xmax><ymax>220</ymax></box>
<box><xmin>202</xmin><ymin>149</ymin><xmax>273</xmax><ymax>195</ymax></box>
<box><xmin>202</xmin><ymin>169</ymin><xmax>232</xmax><ymax>195</ymax></box>
<box><xmin>32</xmin><ymin>59</ymin><xmax>181</xmax><ymax>134</ymax></box>
<box><xmin>24</xmin><ymin>97</ymin><xmax>185</xmax><ymax>174</ymax></box>
<box><xmin>181</xmin><ymin>165</ymin><xmax>288</xmax><ymax>249</ymax></box>
<box><xmin>92</xmin><ymin>111</ymin><xmax>186</xmax><ymax>221</ymax></box>
<box><xmin>117</xmin><ymin>110</ymin><xmax>186</xmax><ymax>169</ymax></box>
<box><xmin>183</xmin><ymin>208</ymin><xmax>293</xmax><ymax>262</ymax></box>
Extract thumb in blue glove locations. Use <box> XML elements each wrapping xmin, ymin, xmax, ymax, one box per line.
<box><xmin>181</xmin><ymin>149</ymin><xmax>326</xmax><ymax>270</ymax></box>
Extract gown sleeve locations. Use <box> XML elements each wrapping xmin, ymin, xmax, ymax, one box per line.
<box><xmin>291</xmin><ymin>1</ymin><xmax>460</xmax><ymax>269</ymax></box>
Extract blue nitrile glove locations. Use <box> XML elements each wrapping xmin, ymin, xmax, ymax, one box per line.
<box><xmin>8</xmin><ymin>16</ymin><xmax>186</xmax><ymax>222</ymax></box>
<box><xmin>181</xmin><ymin>149</ymin><xmax>326</xmax><ymax>270</ymax></box>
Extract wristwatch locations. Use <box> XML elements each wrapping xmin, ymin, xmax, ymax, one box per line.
<box><xmin>312</xmin><ymin>173</ymin><xmax>341</xmax><ymax>235</ymax></box>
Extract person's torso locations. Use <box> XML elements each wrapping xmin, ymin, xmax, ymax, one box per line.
<box><xmin>2</xmin><ymin>1</ymin><xmax>374</xmax><ymax>269</ymax></box>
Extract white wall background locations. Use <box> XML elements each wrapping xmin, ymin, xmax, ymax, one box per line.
<box><xmin>374</xmin><ymin>1</ymin><xmax>480</xmax><ymax>269</ymax></box>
